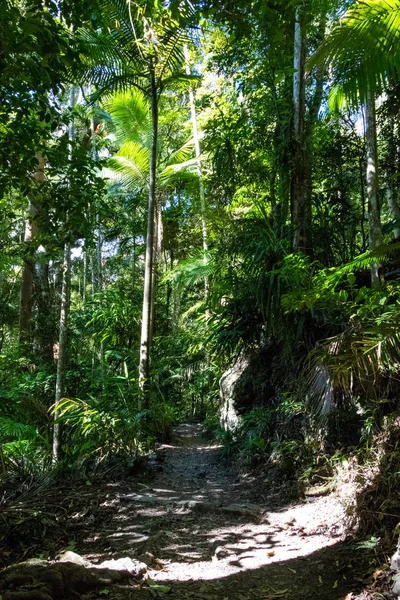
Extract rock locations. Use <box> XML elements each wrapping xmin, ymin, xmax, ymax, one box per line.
<box><xmin>97</xmin><ymin>557</ymin><xmax>147</xmax><ymax>577</ymax></box>
<box><xmin>214</xmin><ymin>545</ymin><xmax>230</xmax><ymax>560</ymax></box>
<box><xmin>304</xmin><ymin>481</ymin><xmax>336</xmax><ymax>497</ymax></box>
<box><xmin>138</xmin><ymin>552</ymin><xmax>156</xmax><ymax>567</ymax></box>
<box><xmin>219</xmin><ymin>354</ymin><xmax>251</xmax><ymax>430</ymax></box>
<box><xmin>57</xmin><ymin>551</ymin><xmax>87</xmax><ymax>566</ymax></box>
<box><xmin>391</xmin><ymin>549</ymin><xmax>400</xmax><ymax>573</ymax></box>
<box><xmin>307</xmin><ymin>363</ymin><xmax>334</xmax><ymax>415</ymax></box>
<box><xmin>0</xmin><ymin>555</ymin><xmax>147</xmax><ymax>600</ymax></box>
<box><xmin>393</xmin><ymin>573</ymin><xmax>400</xmax><ymax>595</ymax></box>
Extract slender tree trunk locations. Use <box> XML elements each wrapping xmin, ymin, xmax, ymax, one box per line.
<box><xmin>184</xmin><ymin>45</ymin><xmax>211</xmax><ymax>388</ymax></box>
<box><xmin>139</xmin><ymin>63</ymin><xmax>158</xmax><ymax>408</ymax></box>
<box><xmin>291</xmin><ymin>12</ymin><xmax>326</xmax><ymax>255</ymax></box>
<box><xmin>19</xmin><ymin>153</ymin><xmax>44</xmax><ymax>350</ymax></box>
<box><xmin>365</xmin><ymin>86</ymin><xmax>383</xmax><ymax>287</ymax></box>
<box><xmin>387</xmin><ymin>188</ymin><xmax>400</xmax><ymax>239</ymax></box>
<box><xmin>359</xmin><ymin>157</ymin><xmax>367</xmax><ymax>251</ymax></box>
<box><xmin>83</xmin><ymin>249</ymin><xmax>87</xmax><ymax>303</ymax></box>
<box><xmin>19</xmin><ymin>205</ymin><xmax>37</xmax><ymax>349</ymax></box>
<box><xmin>293</xmin><ymin>7</ymin><xmax>303</xmax><ymax>139</ymax></box>
<box><xmin>385</xmin><ymin>116</ymin><xmax>400</xmax><ymax>238</ymax></box>
<box><xmin>184</xmin><ymin>45</ymin><xmax>208</xmax><ymax>267</ymax></box>
<box><xmin>291</xmin><ymin>7</ymin><xmax>311</xmax><ymax>253</ymax></box>
<box><xmin>149</xmin><ymin>199</ymin><xmax>163</xmax><ymax>346</ymax></box>
<box><xmin>52</xmin><ymin>241</ymin><xmax>71</xmax><ymax>463</ymax></box>
<box><xmin>34</xmin><ymin>259</ymin><xmax>53</xmax><ymax>362</ymax></box>
<box><xmin>90</xmin><ymin>254</ymin><xmax>96</xmax><ymax>299</ymax></box>
<box><xmin>52</xmin><ymin>85</ymin><xmax>76</xmax><ymax>462</ymax></box>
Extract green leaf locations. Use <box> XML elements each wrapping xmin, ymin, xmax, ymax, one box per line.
<box><xmin>347</xmin><ymin>273</ymin><xmax>356</xmax><ymax>286</ymax></box>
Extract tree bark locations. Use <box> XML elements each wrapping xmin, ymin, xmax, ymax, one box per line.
<box><xmin>365</xmin><ymin>86</ymin><xmax>383</xmax><ymax>287</ymax></box>
<box><xmin>184</xmin><ymin>46</ymin><xmax>208</xmax><ymax>257</ymax></box>
<box><xmin>291</xmin><ymin>12</ymin><xmax>326</xmax><ymax>255</ymax></box>
<box><xmin>184</xmin><ymin>44</ymin><xmax>209</xmax><ymax>318</ymax></box>
<box><xmin>52</xmin><ymin>241</ymin><xmax>71</xmax><ymax>463</ymax></box>
<box><xmin>387</xmin><ymin>187</ymin><xmax>400</xmax><ymax>239</ymax></box>
<box><xmin>291</xmin><ymin>6</ymin><xmax>311</xmax><ymax>254</ymax></box>
<box><xmin>385</xmin><ymin>116</ymin><xmax>400</xmax><ymax>238</ymax></box>
<box><xmin>149</xmin><ymin>197</ymin><xmax>162</xmax><ymax>352</ymax></box>
<box><xmin>19</xmin><ymin>153</ymin><xmax>44</xmax><ymax>350</ymax></box>
<box><xmin>139</xmin><ymin>62</ymin><xmax>158</xmax><ymax>409</ymax></box>
<box><xmin>33</xmin><ymin>259</ymin><xmax>53</xmax><ymax>362</ymax></box>
<box><xmin>52</xmin><ymin>85</ymin><xmax>76</xmax><ymax>462</ymax></box>
<box><xmin>83</xmin><ymin>249</ymin><xmax>87</xmax><ymax>303</ymax></box>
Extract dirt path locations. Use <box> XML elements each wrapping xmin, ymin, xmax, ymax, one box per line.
<box><xmin>1</xmin><ymin>424</ymin><xmax>382</xmax><ymax>599</ymax></box>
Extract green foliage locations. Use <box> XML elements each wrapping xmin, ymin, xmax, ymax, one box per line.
<box><xmin>54</xmin><ymin>395</ymin><xmax>147</xmax><ymax>463</ymax></box>
<box><xmin>312</xmin><ymin>0</ymin><xmax>400</xmax><ymax>105</ymax></box>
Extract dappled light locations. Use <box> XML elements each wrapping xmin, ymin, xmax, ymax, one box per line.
<box><xmin>2</xmin><ymin>0</ymin><xmax>400</xmax><ymax>598</ymax></box>
<box><xmin>4</xmin><ymin>424</ymin><xmax>371</xmax><ymax>599</ymax></box>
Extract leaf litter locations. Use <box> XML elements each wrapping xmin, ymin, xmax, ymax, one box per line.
<box><xmin>0</xmin><ymin>424</ymin><xmax>388</xmax><ymax>599</ymax></box>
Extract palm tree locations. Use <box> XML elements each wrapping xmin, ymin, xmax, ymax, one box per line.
<box><xmin>311</xmin><ymin>0</ymin><xmax>400</xmax><ymax>286</ymax></box>
<box><xmin>79</xmin><ymin>0</ymin><xmax>196</xmax><ymax>406</ymax></box>
<box><xmin>104</xmin><ymin>86</ymin><xmax>198</xmax><ymax>407</ymax></box>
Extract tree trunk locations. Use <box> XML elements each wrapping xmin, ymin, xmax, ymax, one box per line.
<box><xmin>149</xmin><ymin>198</ymin><xmax>162</xmax><ymax>352</ymax></box>
<box><xmin>184</xmin><ymin>45</ymin><xmax>208</xmax><ymax>262</ymax></box>
<box><xmin>52</xmin><ymin>241</ymin><xmax>71</xmax><ymax>463</ymax></box>
<box><xmin>184</xmin><ymin>44</ymin><xmax>209</xmax><ymax>327</ymax></box>
<box><xmin>291</xmin><ymin>6</ymin><xmax>311</xmax><ymax>254</ymax></box>
<box><xmin>385</xmin><ymin>116</ymin><xmax>400</xmax><ymax>238</ymax></box>
<box><xmin>33</xmin><ymin>259</ymin><xmax>53</xmax><ymax>362</ymax></box>
<box><xmin>52</xmin><ymin>85</ymin><xmax>76</xmax><ymax>462</ymax></box>
<box><xmin>291</xmin><ymin>12</ymin><xmax>326</xmax><ymax>255</ymax></box>
<box><xmin>139</xmin><ymin>62</ymin><xmax>158</xmax><ymax>409</ymax></box>
<box><xmin>19</xmin><ymin>152</ymin><xmax>44</xmax><ymax>350</ymax></box>
<box><xmin>387</xmin><ymin>187</ymin><xmax>400</xmax><ymax>239</ymax></box>
<box><xmin>365</xmin><ymin>86</ymin><xmax>383</xmax><ymax>287</ymax></box>
<box><xmin>83</xmin><ymin>249</ymin><xmax>87</xmax><ymax>303</ymax></box>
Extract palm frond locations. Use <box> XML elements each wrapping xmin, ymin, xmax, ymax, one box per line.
<box><xmin>105</xmin><ymin>88</ymin><xmax>151</xmax><ymax>146</ymax></box>
<box><xmin>326</xmin><ymin>241</ymin><xmax>400</xmax><ymax>283</ymax></box>
<box><xmin>164</xmin><ymin>251</ymin><xmax>215</xmax><ymax>289</ymax></box>
<box><xmin>160</xmin><ymin>156</ymin><xmax>202</xmax><ymax>183</ymax></box>
<box><xmin>0</xmin><ymin>418</ymin><xmax>38</xmax><ymax>441</ymax></box>
<box><xmin>311</xmin><ymin>0</ymin><xmax>400</xmax><ymax>104</ymax></box>
<box><xmin>107</xmin><ymin>141</ymin><xmax>150</xmax><ymax>190</ymax></box>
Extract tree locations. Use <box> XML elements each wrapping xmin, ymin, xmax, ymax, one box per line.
<box><xmin>80</xmin><ymin>0</ymin><xmax>196</xmax><ymax>406</ymax></box>
<box><xmin>312</xmin><ymin>0</ymin><xmax>400</xmax><ymax>284</ymax></box>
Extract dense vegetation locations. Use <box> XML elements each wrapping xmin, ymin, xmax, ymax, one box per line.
<box><xmin>2</xmin><ymin>0</ymin><xmax>400</xmax><ymax>542</ymax></box>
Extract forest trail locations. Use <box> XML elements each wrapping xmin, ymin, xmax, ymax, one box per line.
<box><xmin>2</xmin><ymin>424</ymin><xmax>380</xmax><ymax>599</ymax></box>
<box><xmin>69</xmin><ymin>424</ymin><xmax>377</xmax><ymax>599</ymax></box>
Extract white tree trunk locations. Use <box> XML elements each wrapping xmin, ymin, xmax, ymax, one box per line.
<box><xmin>291</xmin><ymin>6</ymin><xmax>310</xmax><ymax>253</ymax></box>
<box><xmin>184</xmin><ymin>45</ymin><xmax>208</xmax><ymax>259</ymax></box>
<box><xmin>365</xmin><ymin>86</ymin><xmax>383</xmax><ymax>287</ymax></box>
<box><xmin>52</xmin><ymin>241</ymin><xmax>71</xmax><ymax>463</ymax></box>
<box><xmin>387</xmin><ymin>188</ymin><xmax>400</xmax><ymax>239</ymax></box>
<box><xmin>139</xmin><ymin>63</ymin><xmax>158</xmax><ymax>408</ymax></box>
<box><xmin>184</xmin><ymin>44</ymin><xmax>209</xmax><ymax>323</ymax></box>
<box><xmin>19</xmin><ymin>153</ymin><xmax>44</xmax><ymax>348</ymax></box>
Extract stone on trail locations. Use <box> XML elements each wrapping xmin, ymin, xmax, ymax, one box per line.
<box><xmin>57</xmin><ymin>550</ymin><xmax>88</xmax><ymax>566</ymax></box>
<box><xmin>97</xmin><ymin>556</ymin><xmax>147</xmax><ymax>576</ymax></box>
<box><xmin>0</xmin><ymin>553</ymin><xmax>147</xmax><ymax>600</ymax></box>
